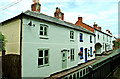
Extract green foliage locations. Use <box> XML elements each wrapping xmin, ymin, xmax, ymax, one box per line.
<box><xmin>0</xmin><ymin>32</ymin><xmax>7</xmax><ymax>51</ymax></box>
<box><xmin>112</xmin><ymin>40</ymin><xmax>120</xmax><ymax>49</ymax></box>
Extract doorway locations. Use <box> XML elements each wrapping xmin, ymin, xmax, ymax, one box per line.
<box><xmin>85</xmin><ymin>48</ymin><xmax>87</xmax><ymax>62</ymax></box>
<box><xmin>62</xmin><ymin>51</ymin><xmax>67</xmax><ymax>69</ymax></box>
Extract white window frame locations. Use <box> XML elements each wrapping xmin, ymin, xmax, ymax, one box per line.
<box><xmin>70</xmin><ymin>31</ymin><xmax>74</xmax><ymax>40</ymax></box>
<box><xmin>103</xmin><ymin>35</ymin><xmax>104</xmax><ymax>41</ymax></box>
<box><xmin>70</xmin><ymin>49</ymin><xmax>75</xmax><ymax>61</ymax></box>
<box><xmin>98</xmin><ymin>32</ymin><xmax>99</xmax><ymax>40</ymax></box>
<box><xmin>80</xmin><ymin>33</ymin><xmax>83</xmax><ymax>42</ymax></box>
<box><xmin>38</xmin><ymin>49</ymin><xmax>49</xmax><ymax>67</ymax></box>
<box><xmin>40</xmin><ymin>24</ymin><xmax>48</xmax><ymax>37</ymax></box>
<box><xmin>90</xmin><ymin>36</ymin><xmax>92</xmax><ymax>43</ymax></box>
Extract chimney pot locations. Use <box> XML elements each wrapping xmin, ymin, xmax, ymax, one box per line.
<box><xmin>106</xmin><ymin>30</ymin><xmax>111</xmax><ymax>34</ymax></box>
<box><xmin>93</xmin><ymin>22</ymin><xmax>97</xmax><ymax>29</ymax></box>
<box><xmin>97</xmin><ymin>27</ymin><xmax>101</xmax><ymax>31</ymax></box>
<box><xmin>78</xmin><ymin>17</ymin><xmax>82</xmax><ymax>23</ymax></box>
<box><xmin>54</xmin><ymin>7</ymin><xmax>64</xmax><ymax>20</ymax></box>
<box><xmin>31</xmin><ymin>1</ymin><xmax>41</xmax><ymax>13</ymax></box>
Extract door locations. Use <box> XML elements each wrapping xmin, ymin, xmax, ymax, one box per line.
<box><xmin>85</xmin><ymin>48</ymin><xmax>87</xmax><ymax>62</ymax></box>
<box><xmin>105</xmin><ymin>44</ymin><xmax>107</xmax><ymax>51</ymax></box>
<box><xmin>62</xmin><ymin>51</ymin><xmax>67</xmax><ymax>69</ymax></box>
<box><xmin>90</xmin><ymin>47</ymin><xmax>92</xmax><ymax>55</ymax></box>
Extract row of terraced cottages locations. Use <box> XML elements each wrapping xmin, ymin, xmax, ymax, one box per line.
<box><xmin>0</xmin><ymin>1</ymin><xmax>116</xmax><ymax>78</ymax></box>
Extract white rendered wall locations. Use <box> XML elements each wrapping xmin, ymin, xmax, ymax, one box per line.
<box><xmin>22</xmin><ymin>17</ymin><xmax>79</xmax><ymax>77</ymax></box>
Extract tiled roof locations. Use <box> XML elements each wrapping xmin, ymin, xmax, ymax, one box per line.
<box><xmin>24</xmin><ymin>10</ymin><xmax>95</xmax><ymax>35</ymax></box>
<box><xmin>94</xmin><ymin>28</ymin><xmax>112</xmax><ymax>37</ymax></box>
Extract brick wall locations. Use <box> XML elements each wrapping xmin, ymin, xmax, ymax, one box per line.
<box><xmin>75</xmin><ymin>17</ymin><xmax>94</xmax><ymax>33</ymax></box>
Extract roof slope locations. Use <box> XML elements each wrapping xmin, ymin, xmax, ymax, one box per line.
<box><xmin>1</xmin><ymin>10</ymin><xmax>94</xmax><ymax>35</ymax></box>
<box><xmin>24</xmin><ymin>10</ymin><xmax>94</xmax><ymax>35</ymax></box>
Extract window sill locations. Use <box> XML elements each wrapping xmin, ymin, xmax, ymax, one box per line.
<box><xmin>38</xmin><ymin>64</ymin><xmax>49</xmax><ymax>68</ymax></box>
<box><xmin>90</xmin><ymin>42</ymin><xmax>92</xmax><ymax>43</ymax></box>
<box><xmin>39</xmin><ymin>36</ymin><xmax>49</xmax><ymax>39</ymax></box>
<box><xmin>70</xmin><ymin>60</ymin><xmax>75</xmax><ymax>62</ymax></box>
<box><xmin>80</xmin><ymin>40</ymin><xmax>83</xmax><ymax>42</ymax></box>
<box><xmin>70</xmin><ymin>39</ymin><xmax>74</xmax><ymax>42</ymax></box>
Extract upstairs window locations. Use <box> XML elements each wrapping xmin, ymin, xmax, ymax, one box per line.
<box><xmin>110</xmin><ymin>38</ymin><xmax>111</xmax><ymax>43</ymax></box>
<box><xmin>90</xmin><ymin>47</ymin><xmax>92</xmax><ymax>55</ymax></box>
<box><xmin>80</xmin><ymin>33</ymin><xmax>83</xmax><ymax>42</ymax></box>
<box><xmin>103</xmin><ymin>35</ymin><xmax>104</xmax><ymax>41</ymax></box>
<box><xmin>38</xmin><ymin>49</ymin><xmax>49</xmax><ymax>67</ymax></box>
<box><xmin>80</xmin><ymin>47</ymin><xmax>83</xmax><ymax>59</ymax></box>
<box><xmin>70</xmin><ymin>31</ymin><xmax>74</xmax><ymax>39</ymax></box>
<box><xmin>103</xmin><ymin>43</ymin><xmax>104</xmax><ymax>49</ymax></box>
<box><xmin>40</xmin><ymin>24</ymin><xmax>48</xmax><ymax>36</ymax></box>
<box><xmin>98</xmin><ymin>33</ymin><xmax>99</xmax><ymax>40</ymax></box>
<box><xmin>107</xmin><ymin>36</ymin><xmax>108</xmax><ymax>42</ymax></box>
<box><xmin>90</xmin><ymin>36</ymin><xmax>92</xmax><ymax>43</ymax></box>
<box><xmin>70</xmin><ymin>49</ymin><xmax>75</xmax><ymax>61</ymax></box>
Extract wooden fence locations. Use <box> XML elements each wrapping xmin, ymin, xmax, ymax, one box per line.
<box><xmin>2</xmin><ymin>54</ymin><xmax>20</xmax><ymax>79</ymax></box>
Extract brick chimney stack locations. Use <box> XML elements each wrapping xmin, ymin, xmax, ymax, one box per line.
<box><xmin>97</xmin><ymin>27</ymin><xmax>102</xmax><ymax>31</ymax></box>
<box><xmin>31</xmin><ymin>0</ymin><xmax>41</xmax><ymax>13</ymax></box>
<box><xmin>93</xmin><ymin>22</ymin><xmax>97</xmax><ymax>29</ymax></box>
<box><xmin>54</xmin><ymin>7</ymin><xmax>64</xmax><ymax>20</ymax></box>
<box><xmin>78</xmin><ymin>17</ymin><xmax>82</xmax><ymax>23</ymax></box>
<box><xmin>106</xmin><ymin>30</ymin><xmax>111</xmax><ymax>34</ymax></box>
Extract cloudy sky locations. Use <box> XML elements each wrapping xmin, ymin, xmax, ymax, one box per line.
<box><xmin>0</xmin><ymin>0</ymin><xmax>119</xmax><ymax>38</ymax></box>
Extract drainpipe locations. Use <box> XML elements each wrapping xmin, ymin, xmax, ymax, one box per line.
<box><xmin>20</xmin><ymin>13</ymin><xmax>23</xmax><ymax>79</ymax></box>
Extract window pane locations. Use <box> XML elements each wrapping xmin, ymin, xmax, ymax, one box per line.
<box><xmin>70</xmin><ymin>50</ymin><xmax>72</xmax><ymax>55</ymax></box>
<box><xmin>40</xmin><ymin>26</ymin><xmax>43</xmax><ymax>30</ymax></box>
<box><xmin>44</xmin><ymin>32</ymin><xmax>47</xmax><ymax>35</ymax></box>
<box><xmin>70</xmin><ymin>31</ymin><xmax>74</xmax><ymax>39</ymax></box>
<box><xmin>71</xmin><ymin>55</ymin><xmax>73</xmax><ymax>60</ymax></box>
<box><xmin>45</xmin><ymin>57</ymin><xmax>48</xmax><ymax>64</ymax></box>
<box><xmin>80</xmin><ymin>33</ymin><xmax>83</xmax><ymax>40</ymax></box>
<box><xmin>44</xmin><ymin>27</ymin><xmax>47</xmax><ymax>35</ymax></box>
<box><xmin>72</xmin><ymin>32</ymin><xmax>73</xmax><ymax>35</ymax></box>
<box><xmin>38</xmin><ymin>58</ymin><xmax>43</xmax><ymax>65</ymax></box>
<box><xmin>45</xmin><ymin>50</ymin><xmax>48</xmax><ymax>56</ymax></box>
<box><xmin>73</xmin><ymin>49</ymin><xmax>74</xmax><ymax>54</ymax></box>
<box><xmin>40</xmin><ymin>31</ymin><xmax>43</xmax><ymax>35</ymax></box>
<box><xmin>63</xmin><ymin>53</ymin><xmax>65</xmax><ymax>57</ymax></box>
<box><xmin>72</xmin><ymin>55</ymin><xmax>74</xmax><ymax>60</ymax></box>
<box><xmin>72</xmin><ymin>36</ymin><xmax>74</xmax><ymax>39</ymax></box>
<box><xmin>44</xmin><ymin>27</ymin><xmax>47</xmax><ymax>31</ymax></box>
<box><xmin>39</xmin><ymin>50</ymin><xmax>43</xmax><ymax>57</ymax></box>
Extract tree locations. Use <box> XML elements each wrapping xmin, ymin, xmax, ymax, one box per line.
<box><xmin>112</xmin><ymin>40</ymin><xmax>120</xmax><ymax>49</ymax></box>
<box><xmin>0</xmin><ymin>32</ymin><xmax>7</xmax><ymax>51</ymax></box>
